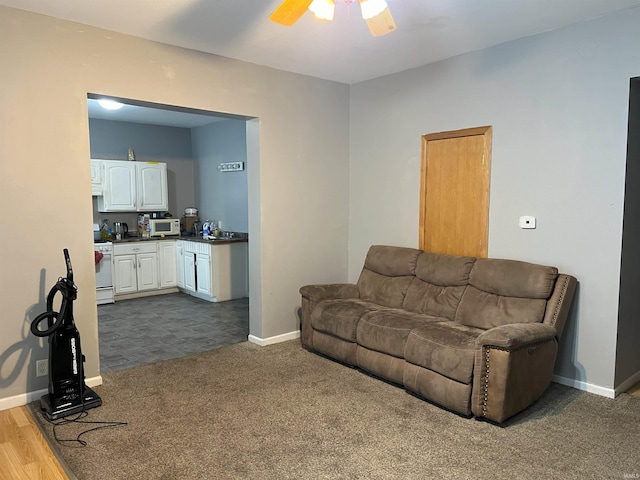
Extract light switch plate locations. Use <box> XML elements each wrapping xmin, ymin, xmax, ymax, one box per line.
<box><xmin>519</xmin><ymin>216</ymin><xmax>536</xmax><ymax>229</ymax></box>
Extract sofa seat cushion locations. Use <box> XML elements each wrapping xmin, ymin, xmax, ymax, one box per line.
<box><xmin>311</xmin><ymin>299</ymin><xmax>384</xmax><ymax>342</ymax></box>
<box><xmin>356</xmin><ymin>310</ymin><xmax>440</xmax><ymax>358</ymax></box>
<box><xmin>404</xmin><ymin>321</ymin><xmax>485</xmax><ymax>384</ymax></box>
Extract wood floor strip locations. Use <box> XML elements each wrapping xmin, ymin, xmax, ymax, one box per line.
<box><xmin>0</xmin><ymin>407</ymin><xmax>68</xmax><ymax>480</ymax></box>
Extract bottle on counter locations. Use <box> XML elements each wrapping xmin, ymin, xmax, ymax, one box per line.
<box><xmin>100</xmin><ymin>219</ymin><xmax>111</xmax><ymax>241</ymax></box>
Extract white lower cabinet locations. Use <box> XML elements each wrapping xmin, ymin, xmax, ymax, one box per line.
<box><xmin>113</xmin><ymin>254</ymin><xmax>138</xmax><ymax>294</ymax></box>
<box><xmin>113</xmin><ymin>242</ymin><xmax>159</xmax><ymax>295</ymax></box>
<box><xmin>137</xmin><ymin>253</ymin><xmax>159</xmax><ymax>291</ymax></box>
<box><xmin>158</xmin><ymin>241</ymin><xmax>177</xmax><ymax>289</ymax></box>
<box><xmin>177</xmin><ymin>240</ymin><xmax>248</xmax><ymax>302</ymax></box>
<box><xmin>114</xmin><ymin>239</ymin><xmax>247</xmax><ymax>301</ymax></box>
<box><xmin>196</xmin><ymin>252</ymin><xmax>211</xmax><ymax>296</ymax></box>
<box><xmin>176</xmin><ymin>241</ymin><xmax>185</xmax><ymax>289</ymax></box>
<box><xmin>179</xmin><ymin>241</ymin><xmax>209</xmax><ymax>298</ymax></box>
<box><xmin>184</xmin><ymin>250</ymin><xmax>196</xmax><ymax>292</ymax></box>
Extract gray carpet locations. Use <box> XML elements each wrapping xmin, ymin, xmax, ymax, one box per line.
<box><xmin>30</xmin><ymin>340</ymin><xmax>640</xmax><ymax>480</ymax></box>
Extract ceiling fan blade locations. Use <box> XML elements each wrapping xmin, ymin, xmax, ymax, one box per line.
<box><xmin>270</xmin><ymin>0</ymin><xmax>314</xmax><ymax>26</ymax></box>
<box><xmin>364</xmin><ymin>6</ymin><xmax>396</xmax><ymax>36</ymax></box>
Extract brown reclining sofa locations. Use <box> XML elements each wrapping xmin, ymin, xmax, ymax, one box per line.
<box><xmin>299</xmin><ymin>245</ymin><xmax>577</xmax><ymax>424</ymax></box>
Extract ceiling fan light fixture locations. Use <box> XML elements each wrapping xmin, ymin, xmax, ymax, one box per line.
<box><xmin>308</xmin><ymin>0</ymin><xmax>335</xmax><ymax>21</ymax></box>
<box><xmin>359</xmin><ymin>0</ymin><xmax>387</xmax><ymax>20</ymax></box>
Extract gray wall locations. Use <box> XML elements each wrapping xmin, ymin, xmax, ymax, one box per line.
<box><xmin>0</xmin><ymin>6</ymin><xmax>349</xmax><ymax>409</ymax></box>
<box><xmin>89</xmin><ymin>118</ymin><xmax>196</xmax><ymax>220</ymax></box>
<box><xmin>191</xmin><ymin>119</ymin><xmax>248</xmax><ymax>233</ymax></box>
<box><xmin>349</xmin><ymin>9</ymin><xmax>640</xmax><ymax>394</ymax></box>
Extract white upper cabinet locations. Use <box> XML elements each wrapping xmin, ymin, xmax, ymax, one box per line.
<box><xmin>97</xmin><ymin>160</ymin><xmax>168</xmax><ymax>212</ymax></box>
<box><xmin>90</xmin><ymin>159</ymin><xmax>104</xmax><ymax>196</ymax></box>
<box><xmin>99</xmin><ymin>161</ymin><xmax>136</xmax><ymax>211</ymax></box>
<box><xmin>136</xmin><ymin>162</ymin><xmax>168</xmax><ymax>211</ymax></box>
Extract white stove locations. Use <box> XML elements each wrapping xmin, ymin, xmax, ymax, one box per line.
<box><xmin>94</xmin><ymin>241</ymin><xmax>114</xmax><ymax>305</ymax></box>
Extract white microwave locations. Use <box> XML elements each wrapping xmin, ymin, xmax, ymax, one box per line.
<box><xmin>149</xmin><ymin>218</ymin><xmax>180</xmax><ymax>237</ymax></box>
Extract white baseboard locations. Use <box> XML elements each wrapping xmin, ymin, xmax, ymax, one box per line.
<box><xmin>551</xmin><ymin>374</ymin><xmax>616</xmax><ymax>398</ymax></box>
<box><xmin>86</xmin><ymin>375</ymin><xmax>103</xmax><ymax>389</ymax></box>
<box><xmin>0</xmin><ymin>375</ymin><xmax>103</xmax><ymax>412</ymax></box>
<box><xmin>552</xmin><ymin>369</ymin><xmax>640</xmax><ymax>398</ymax></box>
<box><xmin>248</xmin><ymin>330</ymin><xmax>300</xmax><ymax>346</ymax></box>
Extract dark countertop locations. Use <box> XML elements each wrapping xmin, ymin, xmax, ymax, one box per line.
<box><xmin>112</xmin><ymin>234</ymin><xmax>248</xmax><ymax>245</ymax></box>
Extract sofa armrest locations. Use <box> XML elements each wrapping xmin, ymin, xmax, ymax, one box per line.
<box><xmin>299</xmin><ymin>283</ymin><xmax>360</xmax><ymax>303</ymax></box>
<box><xmin>472</xmin><ymin>323</ymin><xmax>559</xmax><ymax>423</ymax></box>
<box><xmin>299</xmin><ymin>284</ymin><xmax>359</xmax><ymax>349</ymax></box>
<box><xmin>476</xmin><ymin>323</ymin><xmax>557</xmax><ymax>350</ymax></box>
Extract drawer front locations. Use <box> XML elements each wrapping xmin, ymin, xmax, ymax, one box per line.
<box><xmin>114</xmin><ymin>242</ymin><xmax>157</xmax><ymax>255</ymax></box>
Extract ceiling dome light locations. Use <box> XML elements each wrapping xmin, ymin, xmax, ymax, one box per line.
<box><xmin>97</xmin><ymin>99</ymin><xmax>124</xmax><ymax>111</ymax></box>
<box><xmin>359</xmin><ymin>0</ymin><xmax>387</xmax><ymax>19</ymax></box>
<box><xmin>308</xmin><ymin>0</ymin><xmax>335</xmax><ymax>21</ymax></box>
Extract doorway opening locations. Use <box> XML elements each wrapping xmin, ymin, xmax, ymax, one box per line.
<box><xmin>616</xmin><ymin>76</ymin><xmax>640</xmax><ymax>392</ymax></box>
<box><xmin>87</xmin><ymin>94</ymin><xmax>258</xmax><ymax>373</ymax></box>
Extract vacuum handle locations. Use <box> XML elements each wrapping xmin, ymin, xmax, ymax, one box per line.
<box><xmin>64</xmin><ymin>248</ymin><xmax>73</xmax><ymax>282</ymax></box>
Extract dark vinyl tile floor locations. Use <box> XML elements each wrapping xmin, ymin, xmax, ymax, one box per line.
<box><xmin>97</xmin><ymin>293</ymin><xmax>249</xmax><ymax>373</ymax></box>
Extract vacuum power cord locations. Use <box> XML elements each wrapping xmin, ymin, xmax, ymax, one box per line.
<box><xmin>45</xmin><ymin>410</ymin><xmax>128</xmax><ymax>447</ymax></box>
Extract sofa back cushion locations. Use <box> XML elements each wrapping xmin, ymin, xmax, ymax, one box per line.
<box><xmin>402</xmin><ymin>252</ymin><xmax>476</xmax><ymax>320</ymax></box>
<box><xmin>455</xmin><ymin>258</ymin><xmax>559</xmax><ymax>329</ymax></box>
<box><xmin>357</xmin><ymin>245</ymin><xmax>421</xmax><ymax>308</ymax></box>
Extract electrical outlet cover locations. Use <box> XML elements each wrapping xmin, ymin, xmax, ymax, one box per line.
<box><xmin>36</xmin><ymin>359</ymin><xmax>48</xmax><ymax>377</ymax></box>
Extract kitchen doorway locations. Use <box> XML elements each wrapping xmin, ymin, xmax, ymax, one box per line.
<box><xmin>88</xmin><ymin>95</ymin><xmax>256</xmax><ymax>374</ymax></box>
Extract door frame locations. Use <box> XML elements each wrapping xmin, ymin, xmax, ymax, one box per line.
<box><xmin>419</xmin><ymin>125</ymin><xmax>492</xmax><ymax>257</ymax></box>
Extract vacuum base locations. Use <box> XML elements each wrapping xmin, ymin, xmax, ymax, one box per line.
<box><xmin>40</xmin><ymin>386</ymin><xmax>102</xmax><ymax>421</ymax></box>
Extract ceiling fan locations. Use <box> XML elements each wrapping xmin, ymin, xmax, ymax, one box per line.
<box><xmin>270</xmin><ymin>0</ymin><xmax>396</xmax><ymax>37</ymax></box>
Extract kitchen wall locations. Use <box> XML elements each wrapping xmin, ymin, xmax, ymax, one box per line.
<box><xmin>89</xmin><ymin>118</ymin><xmax>196</xmax><ymax>223</ymax></box>
<box><xmin>349</xmin><ymin>8</ymin><xmax>640</xmax><ymax>395</ymax></box>
<box><xmin>192</xmin><ymin>119</ymin><xmax>248</xmax><ymax>233</ymax></box>
<box><xmin>89</xmin><ymin>117</ymin><xmax>249</xmax><ymax>234</ymax></box>
<box><xmin>0</xmin><ymin>6</ymin><xmax>350</xmax><ymax>409</ymax></box>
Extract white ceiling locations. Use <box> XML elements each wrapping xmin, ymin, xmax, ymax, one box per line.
<box><xmin>8</xmin><ymin>0</ymin><xmax>640</xmax><ymax>127</ymax></box>
<box><xmin>4</xmin><ymin>0</ymin><xmax>640</xmax><ymax>85</ymax></box>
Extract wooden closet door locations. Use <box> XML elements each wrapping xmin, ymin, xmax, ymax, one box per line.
<box><xmin>419</xmin><ymin>126</ymin><xmax>492</xmax><ymax>258</ymax></box>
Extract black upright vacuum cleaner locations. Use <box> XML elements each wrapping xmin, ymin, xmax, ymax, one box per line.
<box><xmin>31</xmin><ymin>249</ymin><xmax>102</xmax><ymax>420</ymax></box>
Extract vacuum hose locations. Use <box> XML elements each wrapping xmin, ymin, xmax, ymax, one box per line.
<box><xmin>31</xmin><ymin>249</ymin><xmax>78</xmax><ymax>338</ymax></box>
